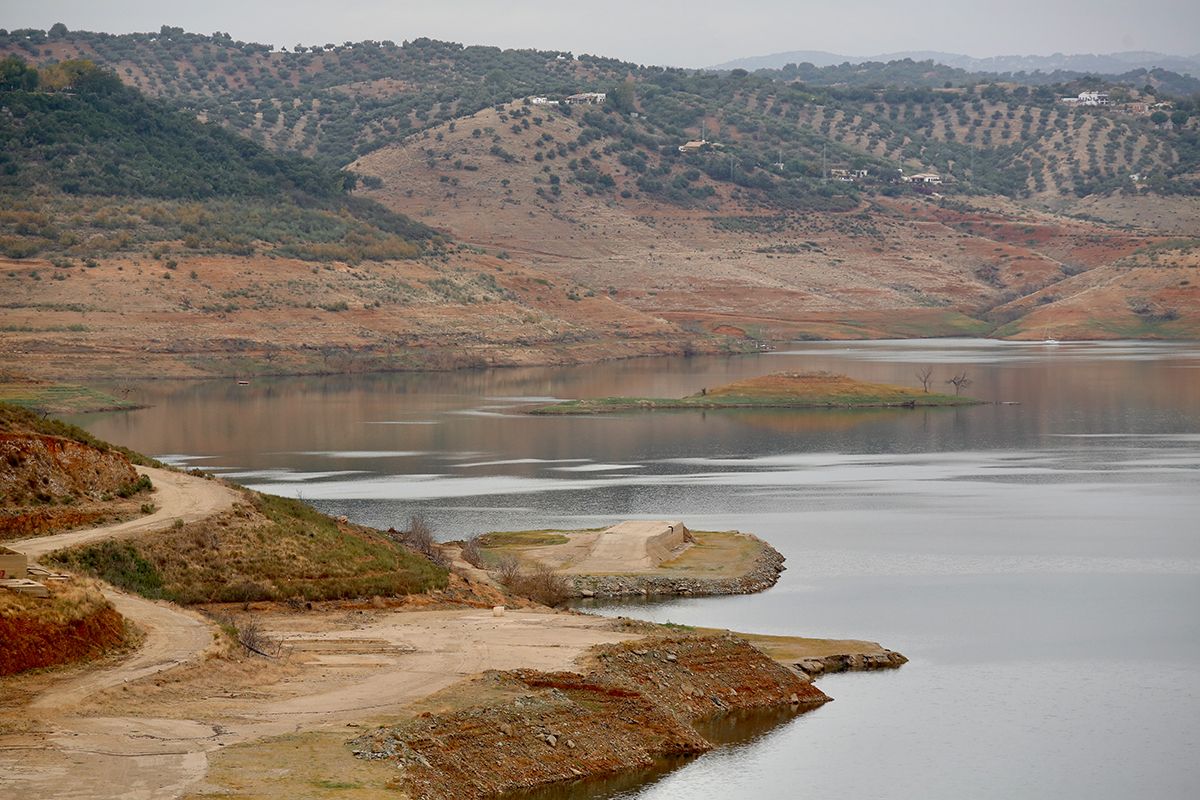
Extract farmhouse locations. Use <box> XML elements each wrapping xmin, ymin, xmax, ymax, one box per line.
<box><xmin>678</xmin><ymin>139</ymin><xmax>708</xmax><ymax>154</ymax></box>
<box><xmin>566</xmin><ymin>92</ymin><xmax>606</xmax><ymax>105</ymax></box>
<box><xmin>1062</xmin><ymin>91</ymin><xmax>1112</xmax><ymax>107</ymax></box>
<box><xmin>903</xmin><ymin>172</ymin><xmax>943</xmax><ymax>185</ymax></box>
<box><xmin>529</xmin><ymin>96</ymin><xmax>560</xmax><ymax>106</ymax></box>
<box><xmin>830</xmin><ymin>168</ymin><xmax>869</xmax><ymax>182</ymax></box>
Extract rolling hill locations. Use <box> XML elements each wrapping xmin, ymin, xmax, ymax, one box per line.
<box><xmin>1</xmin><ymin>25</ymin><xmax>1198</xmax><ymax>380</ymax></box>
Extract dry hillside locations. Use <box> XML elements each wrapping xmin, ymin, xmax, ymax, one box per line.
<box><xmin>0</xmin><ymin>247</ymin><xmax>713</xmax><ymax>381</ymax></box>
<box><xmin>354</xmin><ymin>101</ymin><xmax>1200</xmax><ymax>341</ymax></box>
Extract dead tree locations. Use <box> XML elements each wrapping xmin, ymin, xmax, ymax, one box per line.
<box><xmin>916</xmin><ymin>367</ymin><xmax>933</xmax><ymax>393</ymax></box>
<box><xmin>946</xmin><ymin>371</ymin><xmax>973</xmax><ymax>396</ymax></box>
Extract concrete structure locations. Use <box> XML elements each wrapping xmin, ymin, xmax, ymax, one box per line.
<box><xmin>576</xmin><ymin>521</ymin><xmax>694</xmax><ymax>573</ymax></box>
<box><xmin>0</xmin><ymin>546</ymin><xmax>48</xmax><ymax>596</ymax></box>
<box><xmin>0</xmin><ymin>547</ymin><xmax>27</xmax><ymax>581</ymax></box>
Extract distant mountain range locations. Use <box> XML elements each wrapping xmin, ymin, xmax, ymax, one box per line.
<box><xmin>710</xmin><ymin>50</ymin><xmax>1200</xmax><ymax>77</ymax></box>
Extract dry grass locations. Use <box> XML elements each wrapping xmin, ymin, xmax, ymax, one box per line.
<box><xmin>477</xmin><ymin>530</ymin><xmax>574</xmax><ymax>550</ymax></box>
<box><xmin>0</xmin><ymin>577</ymin><xmax>111</xmax><ymax>626</ymax></box>
<box><xmin>0</xmin><ymin>381</ymin><xmax>140</xmax><ymax>415</ymax></box>
<box><xmin>655</xmin><ymin>531</ymin><xmax>766</xmax><ymax>578</ymax></box>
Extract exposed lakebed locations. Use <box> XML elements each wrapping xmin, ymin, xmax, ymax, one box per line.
<box><xmin>74</xmin><ymin>339</ymin><xmax>1200</xmax><ymax>799</ymax></box>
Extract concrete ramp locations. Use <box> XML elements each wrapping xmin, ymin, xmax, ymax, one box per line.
<box><xmin>566</xmin><ymin>521</ymin><xmax>694</xmax><ymax>573</ymax></box>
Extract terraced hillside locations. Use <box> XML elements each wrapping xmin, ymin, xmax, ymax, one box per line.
<box><xmin>1</xmin><ymin>24</ymin><xmax>1198</xmax><ymax>373</ymax></box>
<box><xmin>791</xmin><ymin>94</ymin><xmax>1189</xmax><ymax>197</ymax></box>
<box><xmin>354</xmin><ymin>101</ymin><xmax>1200</xmax><ymax>341</ymax></box>
<box><xmin>3</xmin><ymin>27</ymin><xmax>1196</xmax><ymax>203</ymax></box>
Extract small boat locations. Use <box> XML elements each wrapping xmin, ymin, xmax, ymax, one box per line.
<box><xmin>236</xmin><ymin>379</ymin><xmax>250</xmax><ymax>385</ymax></box>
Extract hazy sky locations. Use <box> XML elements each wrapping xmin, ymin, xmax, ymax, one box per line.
<box><xmin>3</xmin><ymin>0</ymin><xmax>1197</xmax><ymax>67</ymax></box>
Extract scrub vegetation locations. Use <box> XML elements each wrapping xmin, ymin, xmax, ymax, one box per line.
<box><xmin>49</xmin><ymin>490</ymin><xmax>450</xmax><ymax>604</ymax></box>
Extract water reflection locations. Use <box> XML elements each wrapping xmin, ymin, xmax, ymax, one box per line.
<box><xmin>500</xmin><ymin>707</ymin><xmax>808</xmax><ymax>800</ymax></box>
<box><xmin>67</xmin><ymin>340</ymin><xmax>1200</xmax><ymax>799</ymax></box>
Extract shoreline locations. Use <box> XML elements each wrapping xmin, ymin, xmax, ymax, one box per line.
<box><xmin>8</xmin><ymin>336</ymin><xmax>1187</xmax><ymax>386</ymax></box>
<box><xmin>569</xmin><ymin>532</ymin><xmax>786</xmax><ymax>599</ymax></box>
<box><xmin>2</xmin><ymin>445</ymin><xmax>906</xmax><ymax>800</ymax></box>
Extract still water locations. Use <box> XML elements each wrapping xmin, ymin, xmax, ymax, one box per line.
<box><xmin>75</xmin><ymin>340</ymin><xmax>1200</xmax><ymax>798</ymax></box>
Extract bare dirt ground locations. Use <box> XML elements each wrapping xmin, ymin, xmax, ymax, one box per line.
<box><xmin>0</xmin><ymin>248</ymin><xmax>707</xmax><ymax>382</ymax></box>
<box><xmin>509</xmin><ymin>521</ymin><xmax>693</xmax><ymax>574</ymax></box>
<box><xmin>0</xmin><ymin>472</ymin><xmax>895</xmax><ymax>800</ymax></box>
<box><xmin>349</xmin><ymin>101</ymin><xmax>1190</xmax><ymax>343</ymax></box>
<box><xmin>11</xmin><ymin>467</ymin><xmax>241</xmax><ymax>561</ymax></box>
<box><xmin>484</xmin><ymin>526</ymin><xmax>768</xmax><ymax>580</ymax></box>
<box><xmin>0</xmin><ymin>470</ymin><xmax>643</xmax><ymax>800</ymax></box>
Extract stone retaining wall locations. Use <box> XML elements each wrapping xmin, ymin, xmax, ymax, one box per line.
<box><xmin>569</xmin><ymin>534</ymin><xmax>785</xmax><ymax>599</ymax></box>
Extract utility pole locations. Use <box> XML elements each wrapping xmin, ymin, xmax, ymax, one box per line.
<box><xmin>822</xmin><ymin>142</ymin><xmax>827</xmax><ymax>181</ymax></box>
<box><xmin>729</xmin><ymin>153</ymin><xmax>735</xmax><ymax>181</ymax></box>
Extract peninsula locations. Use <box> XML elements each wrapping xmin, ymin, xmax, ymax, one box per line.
<box><xmin>476</xmin><ymin>521</ymin><xmax>786</xmax><ymax>598</ymax></box>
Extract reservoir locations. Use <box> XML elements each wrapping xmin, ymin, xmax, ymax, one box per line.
<box><xmin>75</xmin><ymin>339</ymin><xmax>1200</xmax><ymax>798</ymax></box>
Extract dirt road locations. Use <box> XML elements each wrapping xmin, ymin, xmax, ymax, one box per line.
<box><xmin>8</xmin><ymin>465</ymin><xmax>241</xmax><ymax>712</ymax></box>
<box><xmin>1</xmin><ymin>467</ymin><xmax>239</xmax><ymax>799</ymax></box>
<box><xmin>0</xmin><ymin>469</ymin><xmax>642</xmax><ymax>800</ymax></box>
<box><xmin>12</xmin><ymin>466</ymin><xmax>242</xmax><ymax>561</ymax></box>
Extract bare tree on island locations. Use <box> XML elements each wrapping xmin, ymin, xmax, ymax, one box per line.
<box><xmin>916</xmin><ymin>366</ymin><xmax>933</xmax><ymax>393</ymax></box>
<box><xmin>946</xmin><ymin>371</ymin><xmax>973</xmax><ymax>396</ymax></box>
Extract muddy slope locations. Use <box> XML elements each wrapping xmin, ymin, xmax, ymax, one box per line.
<box><xmin>354</xmin><ymin>634</ymin><xmax>827</xmax><ymax>799</ymax></box>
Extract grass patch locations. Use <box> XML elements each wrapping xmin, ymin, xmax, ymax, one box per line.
<box><xmin>0</xmin><ymin>381</ymin><xmax>141</xmax><ymax>415</ymax></box>
<box><xmin>49</xmin><ymin>490</ymin><xmax>449</xmax><ymax>604</ymax></box>
<box><xmin>477</xmin><ymin>530</ymin><xmax>574</xmax><ymax>548</ymax></box>
<box><xmin>49</xmin><ymin>541</ymin><xmax>166</xmax><ymax>599</ymax></box>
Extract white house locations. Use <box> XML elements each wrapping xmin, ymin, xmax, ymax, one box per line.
<box><xmin>530</xmin><ymin>96</ymin><xmax>560</xmax><ymax>106</ymax></box>
<box><xmin>566</xmin><ymin>92</ymin><xmax>607</xmax><ymax>105</ymax></box>
<box><xmin>1063</xmin><ymin>91</ymin><xmax>1112</xmax><ymax>107</ymax></box>
<box><xmin>904</xmin><ymin>172</ymin><xmax>943</xmax><ymax>185</ymax></box>
<box><xmin>1077</xmin><ymin>91</ymin><xmax>1112</xmax><ymax>106</ymax></box>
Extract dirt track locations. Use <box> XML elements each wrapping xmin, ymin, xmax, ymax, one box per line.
<box><xmin>0</xmin><ymin>469</ymin><xmax>641</xmax><ymax>800</ymax></box>
<box><xmin>12</xmin><ymin>466</ymin><xmax>242</xmax><ymax>561</ymax></box>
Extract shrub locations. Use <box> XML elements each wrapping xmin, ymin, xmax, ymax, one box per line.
<box><xmin>390</xmin><ymin>514</ymin><xmax>447</xmax><ymax>566</ymax></box>
<box><xmin>117</xmin><ymin>474</ymin><xmax>153</xmax><ymax>498</ymax></box>
<box><xmin>460</xmin><ymin>535</ymin><xmax>484</xmax><ymax>567</ymax></box>
<box><xmin>495</xmin><ymin>559</ymin><xmax>571</xmax><ymax>607</ymax></box>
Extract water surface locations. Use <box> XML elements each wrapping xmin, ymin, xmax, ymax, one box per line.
<box><xmin>75</xmin><ymin>340</ymin><xmax>1200</xmax><ymax>798</ymax></box>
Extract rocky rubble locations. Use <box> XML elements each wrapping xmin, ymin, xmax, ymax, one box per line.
<box><xmin>794</xmin><ymin>649</ymin><xmax>909</xmax><ymax>676</ymax></box>
<box><xmin>351</xmin><ymin>634</ymin><xmax>828</xmax><ymax>799</ymax></box>
<box><xmin>570</xmin><ymin>537</ymin><xmax>786</xmax><ymax>599</ymax></box>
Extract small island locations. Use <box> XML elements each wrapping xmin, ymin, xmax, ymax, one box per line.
<box><xmin>528</xmin><ymin>371</ymin><xmax>981</xmax><ymax>414</ymax></box>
